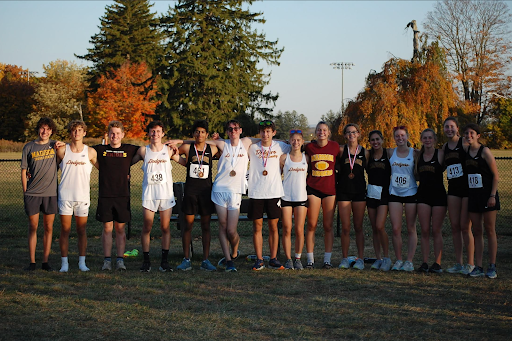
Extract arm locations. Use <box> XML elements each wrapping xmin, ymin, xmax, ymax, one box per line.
<box><xmin>387</xmin><ymin>148</ymin><xmax>394</xmax><ymax>158</ymax></box>
<box><xmin>131</xmin><ymin>147</ymin><xmax>144</xmax><ymax>165</ymax></box>
<box><xmin>174</xmin><ymin>144</ymin><xmax>190</xmax><ymax>167</ymax></box>
<box><xmin>21</xmin><ymin>169</ymin><xmax>28</xmax><ymax>193</ymax></box>
<box><xmin>56</xmin><ymin>143</ymin><xmax>66</xmax><ymax>164</ymax></box>
<box><xmin>437</xmin><ymin>148</ymin><xmax>445</xmax><ymax>169</ymax></box>
<box><xmin>279</xmin><ymin>154</ymin><xmax>286</xmax><ymax>173</ymax></box>
<box><xmin>482</xmin><ymin>147</ymin><xmax>499</xmax><ymax>207</ymax></box>
<box><xmin>89</xmin><ymin>147</ymin><xmax>99</xmax><ymax>170</ymax></box>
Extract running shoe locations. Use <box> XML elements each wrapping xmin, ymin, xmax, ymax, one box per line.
<box><xmin>391</xmin><ymin>260</ymin><xmax>403</xmax><ymax>271</ymax></box>
<box><xmin>429</xmin><ymin>262</ymin><xmax>443</xmax><ymax>274</ymax></box>
<box><xmin>217</xmin><ymin>250</ymin><xmax>241</xmax><ymax>268</ymax></box>
<box><xmin>252</xmin><ymin>259</ymin><xmax>265</xmax><ymax>271</ymax></box>
<box><xmin>380</xmin><ymin>257</ymin><xmax>392</xmax><ymax>272</ymax></box>
<box><xmin>24</xmin><ymin>263</ymin><xmax>36</xmax><ymax>271</ymax></box>
<box><xmin>305</xmin><ymin>262</ymin><xmax>314</xmax><ymax>270</ymax></box>
<box><xmin>200</xmin><ymin>259</ymin><xmax>217</xmax><ymax>271</ymax></box>
<box><xmin>102</xmin><ymin>259</ymin><xmax>112</xmax><ymax>271</ymax></box>
<box><xmin>486</xmin><ymin>264</ymin><xmax>497</xmax><ymax>279</ymax></box>
<box><xmin>446</xmin><ymin>263</ymin><xmax>463</xmax><ymax>274</ymax></box>
<box><xmin>417</xmin><ymin>262</ymin><xmax>429</xmax><ymax>273</ymax></box>
<box><xmin>401</xmin><ymin>261</ymin><xmax>414</xmax><ymax>272</ymax></box>
<box><xmin>469</xmin><ymin>266</ymin><xmax>485</xmax><ymax>277</ymax></box>
<box><xmin>322</xmin><ymin>262</ymin><xmax>332</xmax><ymax>269</ymax></box>
<box><xmin>116</xmin><ymin>259</ymin><xmax>126</xmax><ymax>271</ymax></box>
<box><xmin>225</xmin><ymin>260</ymin><xmax>237</xmax><ymax>272</ymax></box>
<box><xmin>339</xmin><ymin>258</ymin><xmax>350</xmax><ymax>269</ymax></box>
<box><xmin>159</xmin><ymin>261</ymin><xmax>173</xmax><ymax>272</ymax></box>
<box><xmin>352</xmin><ymin>258</ymin><xmax>364</xmax><ymax>270</ymax></box>
<box><xmin>140</xmin><ymin>261</ymin><xmax>151</xmax><ymax>272</ymax></box>
<box><xmin>42</xmin><ymin>263</ymin><xmax>54</xmax><ymax>272</ymax></box>
<box><xmin>371</xmin><ymin>259</ymin><xmax>383</xmax><ymax>270</ymax></box>
<box><xmin>177</xmin><ymin>258</ymin><xmax>192</xmax><ymax>271</ymax></box>
<box><xmin>460</xmin><ymin>264</ymin><xmax>475</xmax><ymax>275</ymax></box>
<box><xmin>294</xmin><ymin>259</ymin><xmax>304</xmax><ymax>270</ymax></box>
<box><xmin>268</xmin><ymin>258</ymin><xmax>285</xmax><ymax>270</ymax></box>
<box><xmin>284</xmin><ymin>259</ymin><xmax>294</xmax><ymax>270</ymax></box>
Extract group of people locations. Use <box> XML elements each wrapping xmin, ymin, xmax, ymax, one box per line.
<box><xmin>21</xmin><ymin>116</ymin><xmax>499</xmax><ymax>278</ymax></box>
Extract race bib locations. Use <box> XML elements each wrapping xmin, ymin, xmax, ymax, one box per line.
<box><xmin>367</xmin><ymin>184</ymin><xmax>383</xmax><ymax>200</ymax></box>
<box><xmin>189</xmin><ymin>164</ymin><xmax>209</xmax><ymax>179</ymax></box>
<box><xmin>392</xmin><ymin>174</ymin><xmax>410</xmax><ymax>188</ymax></box>
<box><xmin>447</xmin><ymin>163</ymin><xmax>463</xmax><ymax>179</ymax></box>
<box><xmin>148</xmin><ymin>171</ymin><xmax>167</xmax><ymax>185</ymax></box>
<box><xmin>468</xmin><ymin>174</ymin><xmax>483</xmax><ymax>189</ymax></box>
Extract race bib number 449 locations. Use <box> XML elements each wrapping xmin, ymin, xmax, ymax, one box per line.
<box><xmin>447</xmin><ymin>163</ymin><xmax>463</xmax><ymax>179</ymax></box>
<box><xmin>468</xmin><ymin>174</ymin><xmax>483</xmax><ymax>189</ymax></box>
<box><xmin>392</xmin><ymin>174</ymin><xmax>410</xmax><ymax>188</ymax></box>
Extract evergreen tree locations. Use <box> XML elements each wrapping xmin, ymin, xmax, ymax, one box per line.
<box><xmin>159</xmin><ymin>0</ymin><xmax>283</xmax><ymax>135</ymax></box>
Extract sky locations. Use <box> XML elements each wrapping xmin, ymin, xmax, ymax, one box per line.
<box><xmin>0</xmin><ymin>0</ymin><xmax>438</xmax><ymax>125</ymax></box>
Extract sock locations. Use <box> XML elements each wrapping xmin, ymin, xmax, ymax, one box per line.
<box><xmin>105</xmin><ymin>257</ymin><xmax>112</xmax><ymax>262</ymax></box>
<box><xmin>143</xmin><ymin>252</ymin><xmax>150</xmax><ymax>263</ymax></box>
<box><xmin>60</xmin><ymin>257</ymin><xmax>69</xmax><ymax>272</ymax></box>
<box><xmin>78</xmin><ymin>256</ymin><xmax>89</xmax><ymax>272</ymax></box>
<box><xmin>307</xmin><ymin>253</ymin><xmax>314</xmax><ymax>264</ymax></box>
<box><xmin>116</xmin><ymin>257</ymin><xmax>123</xmax><ymax>262</ymax></box>
<box><xmin>324</xmin><ymin>252</ymin><xmax>332</xmax><ymax>264</ymax></box>
<box><xmin>161</xmin><ymin>249</ymin><xmax>169</xmax><ymax>262</ymax></box>
<box><xmin>295</xmin><ymin>253</ymin><xmax>302</xmax><ymax>260</ymax></box>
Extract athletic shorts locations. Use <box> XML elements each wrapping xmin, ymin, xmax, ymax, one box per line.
<box><xmin>417</xmin><ymin>192</ymin><xmax>447</xmax><ymax>207</ymax></box>
<box><xmin>96</xmin><ymin>196</ymin><xmax>131</xmax><ymax>223</ymax></box>
<box><xmin>211</xmin><ymin>191</ymin><xmax>242</xmax><ymax>211</ymax></box>
<box><xmin>182</xmin><ymin>193</ymin><xmax>215</xmax><ymax>216</ymax></box>
<box><xmin>280</xmin><ymin>199</ymin><xmax>307</xmax><ymax>208</ymax></box>
<box><xmin>24</xmin><ymin>195</ymin><xmax>58</xmax><ymax>216</ymax></box>
<box><xmin>468</xmin><ymin>191</ymin><xmax>501</xmax><ymax>213</ymax></box>
<box><xmin>366</xmin><ymin>197</ymin><xmax>389</xmax><ymax>209</ymax></box>
<box><xmin>142</xmin><ymin>198</ymin><xmax>176</xmax><ymax>212</ymax></box>
<box><xmin>447</xmin><ymin>185</ymin><xmax>468</xmax><ymax>198</ymax></box>
<box><xmin>248</xmin><ymin>198</ymin><xmax>281</xmax><ymax>220</ymax></box>
<box><xmin>336</xmin><ymin>192</ymin><xmax>366</xmax><ymax>202</ymax></box>
<box><xmin>388</xmin><ymin>194</ymin><xmax>417</xmax><ymax>204</ymax></box>
<box><xmin>58</xmin><ymin>200</ymin><xmax>90</xmax><ymax>217</ymax></box>
<box><xmin>307</xmin><ymin>186</ymin><xmax>334</xmax><ymax>200</ymax></box>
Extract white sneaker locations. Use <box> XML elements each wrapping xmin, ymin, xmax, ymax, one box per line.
<box><xmin>380</xmin><ymin>257</ymin><xmax>392</xmax><ymax>272</ymax></box>
<box><xmin>401</xmin><ymin>261</ymin><xmax>414</xmax><ymax>272</ymax></box>
<box><xmin>391</xmin><ymin>260</ymin><xmax>403</xmax><ymax>271</ymax></box>
<box><xmin>446</xmin><ymin>263</ymin><xmax>463</xmax><ymax>274</ymax></box>
<box><xmin>460</xmin><ymin>264</ymin><xmax>475</xmax><ymax>275</ymax></box>
<box><xmin>353</xmin><ymin>258</ymin><xmax>364</xmax><ymax>270</ymax></box>
<box><xmin>102</xmin><ymin>259</ymin><xmax>112</xmax><ymax>271</ymax></box>
<box><xmin>79</xmin><ymin>263</ymin><xmax>90</xmax><ymax>272</ymax></box>
<box><xmin>371</xmin><ymin>259</ymin><xmax>383</xmax><ymax>270</ymax></box>
<box><xmin>116</xmin><ymin>259</ymin><xmax>126</xmax><ymax>271</ymax></box>
<box><xmin>339</xmin><ymin>258</ymin><xmax>350</xmax><ymax>269</ymax></box>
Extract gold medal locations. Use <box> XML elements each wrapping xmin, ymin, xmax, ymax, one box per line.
<box><xmin>348</xmin><ymin>172</ymin><xmax>355</xmax><ymax>179</ymax></box>
<box><xmin>229</xmin><ymin>170</ymin><xmax>236</xmax><ymax>177</ymax></box>
<box><xmin>198</xmin><ymin>171</ymin><xmax>204</xmax><ymax>178</ymax></box>
<box><xmin>262</xmin><ymin>170</ymin><xmax>268</xmax><ymax>176</ymax></box>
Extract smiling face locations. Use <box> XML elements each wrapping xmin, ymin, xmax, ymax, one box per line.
<box><xmin>226</xmin><ymin>123</ymin><xmax>242</xmax><ymax>140</ymax></box>
<box><xmin>193</xmin><ymin>127</ymin><xmax>208</xmax><ymax>143</ymax></box>
<box><xmin>70</xmin><ymin>126</ymin><xmax>86</xmax><ymax>142</ymax></box>
<box><xmin>344</xmin><ymin>125</ymin><xmax>360</xmax><ymax>143</ymax></box>
<box><xmin>260</xmin><ymin>127</ymin><xmax>276</xmax><ymax>144</ymax></box>
<box><xmin>109</xmin><ymin>127</ymin><xmax>125</xmax><ymax>148</ymax></box>
<box><xmin>315</xmin><ymin>123</ymin><xmax>330</xmax><ymax>141</ymax></box>
<box><xmin>369</xmin><ymin>132</ymin><xmax>383</xmax><ymax>150</ymax></box>
<box><xmin>420</xmin><ymin>130</ymin><xmax>436</xmax><ymax>148</ymax></box>
<box><xmin>148</xmin><ymin>125</ymin><xmax>164</xmax><ymax>143</ymax></box>
<box><xmin>38</xmin><ymin>124</ymin><xmax>52</xmax><ymax>143</ymax></box>
<box><xmin>394</xmin><ymin>129</ymin><xmax>408</xmax><ymax>147</ymax></box>
<box><xmin>443</xmin><ymin>119</ymin><xmax>459</xmax><ymax>139</ymax></box>
<box><xmin>464</xmin><ymin>128</ymin><xmax>480</xmax><ymax>145</ymax></box>
<box><xmin>289</xmin><ymin>133</ymin><xmax>303</xmax><ymax>151</ymax></box>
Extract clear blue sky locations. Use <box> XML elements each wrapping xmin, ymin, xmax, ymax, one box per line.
<box><xmin>0</xmin><ymin>0</ymin><xmax>437</xmax><ymax>125</ymax></box>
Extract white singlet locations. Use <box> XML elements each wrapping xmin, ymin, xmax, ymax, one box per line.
<box><xmin>389</xmin><ymin>147</ymin><xmax>418</xmax><ymax>197</ymax></box>
<box><xmin>282</xmin><ymin>153</ymin><xmax>308</xmax><ymax>202</ymax></box>
<box><xmin>212</xmin><ymin>139</ymin><xmax>249</xmax><ymax>194</ymax></box>
<box><xmin>248</xmin><ymin>140</ymin><xmax>291</xmax><ymax>199</ymax></box>
<box><xmin>58</xmin><ymin>144</ymin><xmax>93</xmax><ymax>202</ymax></box>
<box><xmin>141</xmin><ymin>145</ymin><xmax>174</xmax><ymax>201</ymax></box>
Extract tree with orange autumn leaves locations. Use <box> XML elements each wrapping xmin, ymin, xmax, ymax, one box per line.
<box><xmin>87</xmin><ymin>61</ymin><xmax>160</xmax><ymax>138</ymax></box>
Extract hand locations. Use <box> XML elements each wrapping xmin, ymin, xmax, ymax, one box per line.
<box><xmin>487</xmin><ymin>196</ymin><xmax>496</xmax><ymax>208</ymax></box>
<box><xmin>211</xmin><ymin>132</ymin><xmax>220</xmax><ymax>140</ymax></box>
<box><xmin>55</xmin><ymin>141</ymin><xmax>65</xmax><ymax>149</ymax></box>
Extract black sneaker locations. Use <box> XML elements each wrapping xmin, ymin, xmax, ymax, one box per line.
<box><xmin>322</xmin><ymin>262</ymin><xmax>332</xmax><ymax>269</ymax></box>
<box><xmin>268</xmin><ymin>258</ymin><xmax>285</xmax><ymax>270</ymax></box>
<box><xmin>159</xmin><ymin>261</ymin><xmax>172</xmax><ymax>272</ymax></box>
<box><xmin>305</xmin><ymin>262</ymin><xmax>314</xmax><ymax>270</ymax></box>
<box><xmin>417</xmin><ymin>262</ymin><xmax>429</xmax><ymax>273</ymax></box>
<box><xmin>140</xmin><ymin>261</ymin><xmax>151</xmax><ymax>272</ymax></box>
<box><xmin>24</xmin><ymin>263</ymin><xmax>36</xmax><ymax>271</ymax></box>
<box><xmin>429</xmin><ymin>262</ymin><xmax>443</xmax><ymax>274</ymax></box>
<box><xmin>41</xmin><ymin>263</ymin><xmax>54</xmax><ymax>272</ymax></box>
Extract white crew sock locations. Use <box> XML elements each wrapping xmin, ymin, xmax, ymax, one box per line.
<box><xmin>324</xmin><ymin>252</ymin><xmax>332</xmax><ymax>264</ymax></box>
<box><xmin>306</xmin><ymin>253</ymin><xmax>314</xmax><ymax>264</ymax></box>
<box><xmin>60</xmin><ymin>257</ymin><xmax>69</xmax><ymax>273</ymax></box>
<box><xmin>295</xmin><ymin>253</ymin><xmax>302</xmax><ymax>260</ymax></box>
<box><xmin>78</xmin><ymin>256</ymin><xmax>90</xmax><ymax>272</ymax></box>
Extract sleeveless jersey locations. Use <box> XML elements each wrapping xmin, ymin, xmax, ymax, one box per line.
<box><xmin>59</xmin><ymin>144</ymin><xmax>93</xmax><ymax>202</ymax></box>
<box><xmin>336</xmin><ymin>145</ymin><xmax>366</xmax><ymax>194</ymax></box>
<box><xmin>465</xmin><ymin>145</ymin><xmax>493</xmax><ymax>192</ymax></box>
<box><xmin>367</xmin><ymin>148</ymin><xmax>391</xmax><ymax>199</ymax></box>
<box><xmin>389</xmin><ymin>147</ymin><xmax>418</xmax><ymax>197</ymax></box>
<box><xmin>282</xmin><ymin>153</ymin><xmax>308</xmax><ymax>202</ymax></box>
<box><xmin>443</xmin><ymin>138</ymin><xmax>467</xmax><ymax>193</ymax></box>
<box><xmin>212</xmin><ymin>139</ymin><xmax>249</xmax><ymax>194</ymax></box>
<box><xmin>305</xmin><ymin>140</ymin><xmax>339</xmax><ymax>196</ymax></box>
<box><xmin>185</xmin><ymin>143</ymin><xmax>213</xmax><ymax>196</ymax></box>
<box><xmin>417</xmin><ymin>149</ymin><xmax>446</xmax><ymax>199</ymax></box>
<box><xmin>141</xmin><ymin>145</ymin><xmax>174</xmax><ymax>201</ymax></box>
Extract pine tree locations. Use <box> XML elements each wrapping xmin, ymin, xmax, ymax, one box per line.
<box><xmin>159</xmin><ymin>0</ymin><xmax>283</xmax><ymax>135</ymax></box>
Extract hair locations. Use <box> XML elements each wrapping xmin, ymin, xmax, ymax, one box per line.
<box><xmin>192</xmin><ymin>120</ymin><xmax>209</xmax><ymax>134</ymax></box>
<box><xmin>67</xmin><ymin>120</ymin><xmax>87</xmax><ymax>133</ymax></box>
<box><xmin>225</xmin><ymin>119</ymin><xmax>241</xmax><ymax>131</ymax></box>
<box><xmin>368</xmin><ymin>130</ymin><xmax>383</xmax><ymax>140</ymax></box>
<box><xmin>146</xmin><ymin>120</ymin><xmax>164</xmax><ymax>133</ymax></box>
<box><xmin>463</xmin><ymin>123</ymin><xmax>481</xmax><ymax>135</ymax></box>
<box><xmin>343</xmin><ymin>123</ymin><xmax>360</xmax><ymax>134</ymax></box>
<box><xmin>259</xmin><ymin>119</ymin><xmax>276</xmax><ymax>132</ymax></box>
<box><xmin>416</xmin><ymin>128</ymin><xmax>438</xmax><ymax>174</ymax></box>
<box><xmin>108</xmin><ymin>120</ymin><xmax>124</xmax><ymax>133</ymax></box>
<box><xmin>443</xmin><ymin>116</ymin><xmax>459</xmax><ymax>127</ymax></box>
<box><xmin>35</xmin><ymin>117</ymin><xmax>57</xmax><ymax>134</ymax></box>
<box><xmin>316</xmin><ymin>120</ymin><xmax>330</xmax><ymax>132</ymax></box>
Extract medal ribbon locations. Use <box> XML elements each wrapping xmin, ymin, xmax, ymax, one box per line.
<box><xmin>348</xmin><ymin>145</ymin><xmax>360</xmax><ymax>173</ymax></box>
<box><xmin>194</xmin><ymin>143</ymin><xmax>207</xmax><ymax>172</ymax></box>
<box><xmin>261</xmin><ymin>142</ymin><xmax>272</xmax><ymax>170</ymax></box>
<box><xmin>230</xmin><ymin>140</ymin><xmax>242</xmax><ymax>169</ymax></box>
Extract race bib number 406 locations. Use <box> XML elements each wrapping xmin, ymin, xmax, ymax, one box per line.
<box><xmin>447</xmin><ymin>163</ymin><xmax>463</xmax><ymax>179</ymax></box>
<box><xmin>468</xmin><ymin>174</ymin><xmax>483</xmax><ymax>189</ymax></box>
<box><xmin>392</xmin><ymin>174</ymin><xmax>410</xmax><ymax>188</ymax></box>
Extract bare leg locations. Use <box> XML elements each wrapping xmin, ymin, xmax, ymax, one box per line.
<box><xmin>447</xmin><ymin>195</ymin><xmax>463</xmax><ymax>264</ymax></box>
<box><xmin>200</xmin><ymin>215</ymin><xmax>212</xmax><ymax>260</ymax></box>
<box><xmin>60</xmin><ymin>215</ymin><xmax>73</xmax><ymax>257</ymax></box>
<box><xmin>321</xmin><ymin>196</ymin><xmax>336</xmax><ymax>253</ymax></box>
<box><xmin>484</xmin><ymin>211</ymin><xmax>497</xmax><ymax>264</ymax></box>
<box><xmin>182</xmin><ymin>215</ymin><xmax>195</xmax><ymax>259</ymax></box>
<box><xmin>114</xmin><ymin>222</ymin><xmax>126</xmax><ymax>258</ymax></box>
<box><xmin>41</xmin><ymin>213</ymin><xmax>55</xmax><ymax>263</ymax></box>
<box><xmin>418</xmin><ymin>203</ymin><xmax>432</xmax><ymax>264</ymax></box>
<box><xmin>159</xmin><ymin>208</ymin><xmax>172</xmax><ymax>251</ymax></box>
<box><xmin>461</xmin><ymin>197</ymin><xmax>474</xmax><ymax>265</ymax></box>
<box><xmin>352</xmin><ymin>201</ymin><xmax>366</xmax><ymax>259</ymax></box>
<box><xmin>432</xmin><ymin>206</ymin><xmax>446</xmax><ymax>265</ymax></box>
<box><xmin>469</xmin><ymin>212</ymin><xmax>483</xmax><ymax>267</ymax></box>
<box><xmin>102</xmin><ymin>221</ymin><xmax>114</xmax><ymax>258</ymax></box>
<box><xmin>253</xmin><ymin>218</ymin><xmax>263</xmax><ymax>259</ymax></box>
<box><xmin>141</xmin><ymin>208</ymin><xmax>155</xmax><ymax>253</ymax></box>
<box><xmin>28</xmin><ymin>213</ymin><xmax>39</xmax><ymax>263</ymax></box>
<box><xmin>281</xmin><ymin>206</ymin><xmax>293</xmax><ymax>259</ymax></box>
<box><xmin>404</xmin><ymin>203</ymin><xmax>417</xmax><ymax>262</ymax></box>
<box><xmin>306</xmin><ymin>195</ymin><xmax>321</xmax><ymax>254</ymax></box>
<box><xmin>389</xmin><ymin>202</ymin><xmax>403</xmax><ymax>260</ymax></box>
<box><xmin>338</xmin><ymin>201</ymin><xmax>352</xmax><ymax>258</ymax></box>
<box><xmin>268</xmin><ymin>218</ymin><xmax>280</xmax><ymax>259</ymax></box>
<box><xmin>293</xmin><ymin>206</ymin><xmax>307</xmax><ymax>255</ymax></box>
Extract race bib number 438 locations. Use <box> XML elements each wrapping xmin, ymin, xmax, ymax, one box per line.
<box><xmin>392</xmin><ymin>174</ymin><xmax>410</xmax><ymax>188</ymax></box>
<box><xmin>148</xmin><ymin>171</ymin><xmax>167</xmax><ymax>185</ymax></box>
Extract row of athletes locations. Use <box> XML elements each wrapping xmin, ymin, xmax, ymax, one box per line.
<box><xmin>21</xmin><ymin>116</ymin><xmax>499</xmax><ymax>278</ymax></box>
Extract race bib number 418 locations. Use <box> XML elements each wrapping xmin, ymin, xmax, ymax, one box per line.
<box><xmin>468</xmin><ymin>174</ymin><xmax>483</xmax><ymax>189</ymax></box>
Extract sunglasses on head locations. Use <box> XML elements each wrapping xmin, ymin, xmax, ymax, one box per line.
<box><xmin>290</xmin><ymin>129</ymin><xmax>302</xmax><ymax>134</ymax></box>
<box><xmin>393</xmin><ymin>125</ymin><xmax>406</xmax><ymax>132</ymax></box>
<box><xmin>227</xmin><ymin>127</ymin><xmax>240</xmax><ymax>132</ymax></box>
<box><xmin>259</xmin><ymin>120</ymin><xmax>273</xmax><ymax>126</ymax></box>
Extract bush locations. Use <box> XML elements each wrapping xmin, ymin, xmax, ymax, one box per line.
<box><xmin>0</xmin><ymin>139</ymin><xmax>24</xmax><ymax>152</ymax></box>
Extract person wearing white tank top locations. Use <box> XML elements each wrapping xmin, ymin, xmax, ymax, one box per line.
<box><xmin>280</xmin><ymin>130</ymin><xmax>308</xmax><ymax>270</ymax></box>
<box><xmin>387</xmin><ymin>126</ymin><xmax>420</xmax><ymax>272</ymax></box>
<box><xmin>56</xmin><ymin>120</ymin><xmax>98</xmax><ymax>273</ymax></box>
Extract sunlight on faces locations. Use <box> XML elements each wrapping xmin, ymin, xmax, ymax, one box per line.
<box><xmin>109</xmin><ymin>127</ymin><xmax>125</xmax><ymax>147</ymax></box>
<box><xmin>443</xmin><ymin>119</ymin><xmax>459</xmax><ymax>138</ymax></box>
<box><xmin>226</xmin><ymin>123</ymin><xmax>241</xmax><ymax>139</ymax></box>
<box><xmin>393</xmin><ymin>128</ymin><xmax>408</xmax><ymax>146</ymax></box>
<box><xmin>315</xmin><ymin>123</ymin><xmax>330</xmax><ymax>140</ymax></box>
<box><xmin>38</xmin><ymin>125</ymin><xmax>52</xmax><ymax>142</ymax></box>
<box><xmin>369</xmin><ymin>132</ymin><xmax>383</xmax><ymax>150</ymax></box>
<box><xmin>70</xmin><ymin>127</ymin><xmax>86</xmax><ymax>142</ymax></box>
<box><xmin>148</xmin><ymin>126</ymin><xmax>164</xmax><ymax>143</ymax></box>
<box><xmin>289</xmin><ymin>133</ymin><xmax>304</xmax><ymax>150</ymax></box>
<box><xmin>259</xmin><ymin>127</ymin><xmax>275</xmax><ymax>143</ymax></box>
<box><xmin>193</xmin><ymin>127</ymin><xmax>208</xmax><ymax>143</ymax></box>
<box><xmin>344</xmin><ymin>125</ymin><xmax>360</xmax><ymax>143</ymax></box>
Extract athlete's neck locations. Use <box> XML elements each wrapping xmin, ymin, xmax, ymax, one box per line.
<box><xmin>229</xmin><ymin>136</ymin><xmax>240</xmax><ymax>146</ymax></box>
<box><xmin>69</xmin><ymin>140</ymin><xmax>85</xmax><ymax>153</ymax></box>
<box><xmin>149</xmin><ymin>141</ymin><xmax>164</xmax><ymax>151</ymax></box>
<box><xmin>110</xmin><ymin>142</ymin><xmax>122</xmax><ymax>148</ymax></box>
<box><xmin>316</xmin><ymin>139</ymin><xmax>328</xmax><ymax>147</ymax></box>
<box><xmin>35</xmin><ymin>137</ymin><xmax>50</xmax><ymax>145</ymax></box>
<box><xmin>261</xmin><ymin>140</ymin><xmax>272</xmax><ymax>147</ymax></box>
<box><xmin>194</xmin><ymin>141</ymin><xmax>206</xmax><ymax>150</ymax></box>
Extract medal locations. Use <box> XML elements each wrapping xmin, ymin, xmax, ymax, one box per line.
<box><xmin>198</xmin><ymin>171</ymin><xmax>204</xmax><ymax>178</ymax></box>
<box><xmin>194</xmin><ymin>143</ymin><xmax>207</xmax><ymax>179</ymax></box>
<box><xmin>262</xmin><ymin>170</ymin><xmax>268</xmax><ymax>176</ymax></box>
<box><xmin>229</xmin><ymin>141</ymin><xmax>242</xmax><ymax>178</ymax></box>
<box><xmin>261</xmin><ymin>142</ymin><xmax>272</xmax><ymax>177</ymax></box>
<box><xmin>348</xmin><ymin>172</ymin><xmax>355</xmax><ymax>179</ymax></box>
<box><xmin>347</xmin><ymin>145</ymin><xmax>359</xmax><ymax>180</ymax></box>
<box><xmin>229</xmin><ymin>170</ymin><xmax>236</xmax><ymax>177</ymax></box>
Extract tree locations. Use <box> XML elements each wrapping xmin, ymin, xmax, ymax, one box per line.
<box><xmin>274</xmin><ymin>110</ymin><xmax>309</xmax><ymax>139</ymax></box>
<box><xmin>87</xmin><ymin>61</ymin><xmax>160</xmax><ymax>138</ymax></box>
<box><xmin>321</xmin><ymin>110</ymin><xmax>341</xmax><ymax>130</ymax></box>
<box><xmin>485</xmin><ymin>96</ymin><xmax>512</xmax><ymax>148</ymax></box>
<box><xmin>424</xmin><ymin>0</ymin><xmax>512</xmax><ymax>123</ymax></box>
<box><xmin>159</xmin><ymin>0</ymin><xmax>283</xmax><ymax>135</ymax></box>
<box><xmin>0</xmin><ymin>65</ymin><xmax>35</xmax><ymax>141</ymax></box>
<box><xmin>76</xmin><ymin>0</ymin><xmax>163</xmax><ymax>81</ymax></box>
<box><xmin>26</xmin><ymin>60</ymin><xmax>88</xmax><ymax>140</ymax></box>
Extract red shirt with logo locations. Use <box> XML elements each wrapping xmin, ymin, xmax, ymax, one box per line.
<box><xmin>305</xmin><ymin>140</ymin><xmax>339</xmax><ymax>195</ymax></box>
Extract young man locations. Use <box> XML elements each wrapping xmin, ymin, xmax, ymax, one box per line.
<box><xmin>174</xmin><ymin>120</ymin><xmax>219</xmax><ymax>271</ymax></box>
<box><xmin>94</xmin><ymin>121</ymin><xmax>140</xmax><ymax>271</ymax></box>
<box><xmin>21</xmin><ymin>117</ymin><xmax>60</xmax><ymax>271</ymax></box>
<box><xmin>56</xmin><ymin>120</ymin><xmax>98</xmax><ymax>272</ymax></box>
<box><xmin>248</xmin><ymin>120</ymin><xmax>291</xmax><ymax>270</ymax></box>
<box><xmin>135</xmin><ymin>121</ymin><xmax>180</xmax><ymax>272</ymax></box>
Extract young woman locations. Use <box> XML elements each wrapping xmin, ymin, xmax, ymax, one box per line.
<box><xmin>416</xmin><ymin>129</ymin><xmax>447</xmax><ymax>273</ymax></box>
<box><xmin>280</xmin><ymin>130</ymin><xmax>308</xmax><ymax>270</ymax></box>
<box><xmin>464</xmin><ymin>124</ymin><xmax>500</xmax><ymax>278</ymax></box>
<box><xmin>366</xmin><ymin>130</ymin><xmax>392</xmax><ymax>271</ymax></box>
<box><xmin>443</xmin><ymin>117</ymin><xmax>474</xmax><ymax>275</ymax></box>
<box><xmin>336</xmin><ymin>124</ymin><xmax>367</xmax><ymax>270</ymax></box>
<box><xmin>388</xmin><ymin>126</ymin><xmax>420</xmax><ymax>272</ymax></box>
<box><xmin>305</xmin><ymin>121</ymin><xmax>339</xmax><ymax>269</ymax></box>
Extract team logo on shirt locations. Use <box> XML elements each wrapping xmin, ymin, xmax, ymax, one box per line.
<box><xmin>66</xmin><ymin>160</ymin><xmax>86</xmax><ymax>166</ymax></box>
<box><xmin>31</xmin><ymin>148</ymin><xmax>55</xmax><ymax>161</ymax></box>
<box><xmin>103</xmin><ymin>150</ymin><xmax>127</xmax><ymax>157</ymax></box>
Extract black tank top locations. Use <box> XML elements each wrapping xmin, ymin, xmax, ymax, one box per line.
<box><xmin>336</xmin><ymin>145</ymin><xmax>366</xmax><ymax>194</ymax></box>
<box><xmin>465</xmin><ymin>145</ymin><xmax>493</xmax><ymax>191</ymax></box>
<box><xmin>443</xmin><ymin>138</ymin><xmax>467</xmax><ymax>190</ymax></box>
<box><xmin>367</xmin><ymin>148</ymin><xmax>391</xmax><ymax>197</ymax></box>
<box><xmin>417</xmin><ymin>149</ymin><xmax>445</xmax><ymax>194</ymax></box>
<box><xmin>185</xmin><ymin>143</ymin><xmax>213</xmax><ymax>196</ymax></box>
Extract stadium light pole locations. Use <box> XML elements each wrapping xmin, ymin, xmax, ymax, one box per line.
<box><xmin>330</xmin><ymin>62</ymin><xmax>354</xmax><ymax>112</ymax></box>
